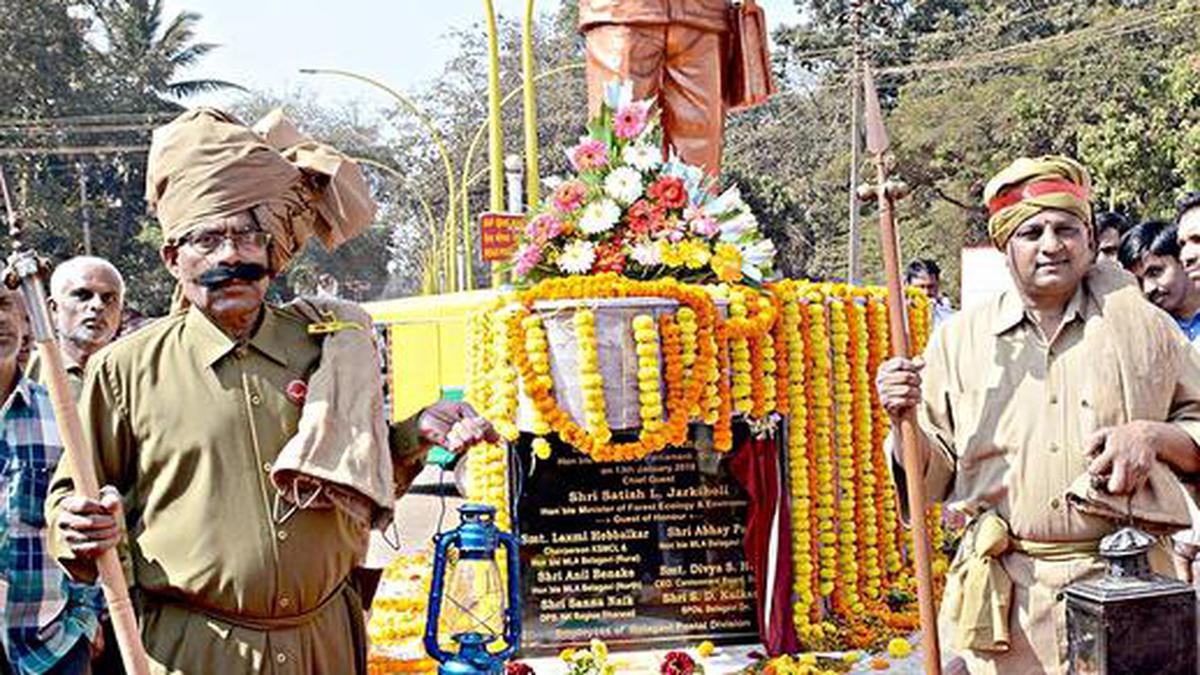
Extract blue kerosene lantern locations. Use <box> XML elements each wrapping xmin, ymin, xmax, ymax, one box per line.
<box><xmin>424</xmin><ymin>504</ymin><xmax>522</xmax><ymax>675</ymax></box>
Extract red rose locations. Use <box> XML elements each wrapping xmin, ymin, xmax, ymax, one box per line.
<box><xmin>505</xmin><ymin>663</ymin><xmax>535</xmax><ymax>675</ymax></box>
<box><xmin>648</xmin><ymin>176</ymin><xmax>688</xmax><ymax>210</ymax></box>
<box><xmin>661</xmin><ymin>651</ymin><xmax>697</xmax><ymax>675</ymax></box>
<box><xmin>285</xmin><ymin>379</ymin><xmax>308</xmax><ymax>406</ymax></box>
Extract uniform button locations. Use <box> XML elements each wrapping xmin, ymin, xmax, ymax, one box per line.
<box><xmin>279</xmin><ymin>596</ymin><xmax>291</xmax><ymax>609</ymax></box>
<box><xmin>277</xmin><ymin>530</ymin><xmax>289</xmax><ymax>542</ymax></box>
<box><xmin>1049</xmin><ymin>444</ymin><xmax>1059</xmax><ymax>454</ymax></box>
<box><xmin>276</xmin><ymin>653</ymin><xmax>287</xmax><ymax>664</ymax></box>
<box><xmin>1049</xmin><ymin>394</ymin><xmax>1058</xmax><ymax>405</ymax></box>
<box><xmin>1051</xmin><ymin>497</ymin><xmax>1061</xmax><ymax>509</ymax></box>
<box><xmin>251</xmin><ymin>394</ymin><xmax>262</xmax><ymax>405</ymax></box>
<box><xmin>262</xmin><ymin>462</ymin><xmax>272</xmax><ymax>472</ymax></box>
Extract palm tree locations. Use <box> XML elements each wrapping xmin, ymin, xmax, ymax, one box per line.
<box><xmin>90</xmin><ymin>0</ymin><xmax>244</xmax><ymax>102</ymax></box>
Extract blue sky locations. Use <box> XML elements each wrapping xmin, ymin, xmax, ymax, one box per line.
<box><xmin>162</xmin><ymin>0</ymin><xmax>801</xmax><ymax>109</ymax></box>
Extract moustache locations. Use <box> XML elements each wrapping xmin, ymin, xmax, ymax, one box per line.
<box><xmin>196</xmin><ymin>263</ymin><xmax>270</xmax><ymax>289</ymax></box>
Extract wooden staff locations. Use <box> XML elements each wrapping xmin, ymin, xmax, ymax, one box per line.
<box><xmin>1</xmin><ymin>169</ymin><xmax>151</xmax><ymax>675</ymax></box>
<box><xmin>859</xmin><ymin>64</ymin><xmax>942</xmax><ymax>675</ymax></box>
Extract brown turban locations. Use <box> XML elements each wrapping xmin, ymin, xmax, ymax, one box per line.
<box><xmin>146</xmin><ymin>108</ymin><xmax>376</xmax><ymax>272</ymax></box>
<box><xmin>983</xmin><ymin>155</ymin><xmax>1092</xmax><ymax>249</ymax></box>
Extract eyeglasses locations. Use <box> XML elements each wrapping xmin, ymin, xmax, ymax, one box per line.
<box><xmin>178</xmin><ymin>228</ymin><xmax>271</xmax><ymax>255</ymax></box>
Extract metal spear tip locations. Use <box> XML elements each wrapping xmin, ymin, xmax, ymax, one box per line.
<box><xmin>863</xmin><ymin>63</ymin><xmax>889</xmax><ymax>155</ymax></box>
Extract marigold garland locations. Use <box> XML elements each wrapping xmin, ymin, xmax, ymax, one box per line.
<box><xmin>633</xmin><ymin>314</ymin><xmax>665</xmax><ymax>433</ymax></box>
<box><xmin>460</xmin><ymin>274</ymin><xmax>941</xmax><ymax>652</ymax></box>
<box><xmin>575</xmin><ymin>308</ymin><xmax>613</xmax><ymax>448</ymax></box>
<box><xmin>807</xmin><ymin>297</ymin><xmax>837</xmax><ymax>599</ymax></box>
<box><xmin>729</xmin><ymin>289</ymin><xmax>754</xmax><ymax>415</ymax></box>
<box><xmin>829</xmin><ymin>297</ymin><xmax>860</xmax><ymax>613</ymax></box>
<box><xmin>866</xmin><ymin>294</ymin><xmax>903</xmax><ymax>576</ymax></box>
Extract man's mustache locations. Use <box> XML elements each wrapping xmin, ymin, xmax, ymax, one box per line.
<box><xmin>196</xmin><ymin>263</ymin><xmax>270</xmax><ymax>288</ymax></box>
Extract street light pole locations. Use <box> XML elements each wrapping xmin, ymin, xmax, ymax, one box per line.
<box><xmin>522</xmin><ymin>0</ymin><xmax>541</xmax><ymax>209</ymax></box>
<box><xmin>299</xmin><ymin>68</ymin><xmax>462</xmax><ymax>291</ymax></box>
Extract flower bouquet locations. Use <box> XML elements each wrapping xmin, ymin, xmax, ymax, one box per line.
<box><xmin>510</xmin><ymin>81</ymin><xmax>776</xmax><ymax>284</ymax></box>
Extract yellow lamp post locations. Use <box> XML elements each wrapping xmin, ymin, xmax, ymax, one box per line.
<box><xmin>354</xmin><ymin>156</ymin><xmax>446</xmax><ymax>293</ymax></box>
<box><xmin>522</xmin><ymin>0</ymin><xmax>541</xmax><ymax>210</ymax></box>
<box><xmin>300</xmin><ymin>68</ymin><xmax>463</xmax><ymax>291</ymax></box>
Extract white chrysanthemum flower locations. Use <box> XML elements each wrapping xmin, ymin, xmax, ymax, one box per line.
<box><xmin>578</xmin><ymin>198</ymin><xmax>621</xmax><ymax>234</ymax></box>
<box><xmin>631</xmin><ymin>239</ymin><xmax>662</xmax><ymax>266</ymax></box>
<box><xmin>557</xmin><ymin>240</ymin><xmax>596</xmax><ymax>274</ymax></box>
<box><xmin>604</xmin><ymin>167</ymin><xmax>643</xmax><ymax>205</ymax></box>
<box><xmin>622</xmin><ymin>143</ymin><xmax>660</xmax><ymax>173</ymax></box>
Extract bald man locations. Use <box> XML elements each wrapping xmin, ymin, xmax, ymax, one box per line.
<box><xmin>27</xmin><ymin>256</ymin><xmax>125</xmax><ymax>400</ymax></box>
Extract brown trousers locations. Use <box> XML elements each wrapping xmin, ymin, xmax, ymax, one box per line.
<box><xmin>584</xmin><ymin>23</ymin><xmax>725</xmax><ymax>174</ymax></box>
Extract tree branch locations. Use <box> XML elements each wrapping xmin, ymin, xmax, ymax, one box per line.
<box><xmin>931</xmin><ymin>185</ymin><xmax>982</xmax><ymax>214</ymax></box>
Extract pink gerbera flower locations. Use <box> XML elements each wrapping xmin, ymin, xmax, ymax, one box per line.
<box><xmin>570</xmin><ymin>138</ymin><xmax>608</xmax><ymax>171</ymax></box>
<box><xmin>613</xmin><ymin>101</ymin><xmax>650</xmax><ymax>140</ymax></box>
<box><xmin>552</xmin><ymin>180</ymin><xmax>587</xmax><ymax>213</ymax></box>
<box><xmin>526</xmin><ymin>213</ymin><xmax>564</xmax><ymax>242</ymax></box>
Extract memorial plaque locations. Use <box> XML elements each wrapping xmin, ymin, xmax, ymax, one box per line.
<box><xmin>512</xmin><ymin>429</ymin><xmax>761</xmax><ymax>655</ymax></box>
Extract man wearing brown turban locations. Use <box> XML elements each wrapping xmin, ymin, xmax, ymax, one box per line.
<box><xmin>876</xmin><ymin>155</ymin><xmax>1200</xmax><ymax>673</ymax></box>
<box><xmin>43</xmin><ymin>108</ymin><xmax>497</xmax><ymax>674</ymax></box>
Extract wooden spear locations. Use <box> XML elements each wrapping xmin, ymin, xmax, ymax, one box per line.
<box><xmin>1</xmin><ymin>168</ymin><xmax>151</xmax><ymax>675</ymax></box>
<box><xmin>860</xmin><ymin>64</ymin><xmax>943</xmax><ymax>675</ymax></box>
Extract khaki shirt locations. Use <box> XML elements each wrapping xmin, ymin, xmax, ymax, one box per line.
<box><xmin>25</xmin><ymin>349</ymin><xmax>86</xmax><ymax>402</ymax></box>
<box><xmin>579</xmin><ymin>0</ymin><xmax>729</xmax><ymax>33</ymax></box>
<box><xmin>909</xmin><ymin>266</ymin><xmax>1200</xmax><ymax>543</ymax></box>
<box><xmin>45</xmin><ymin>305</ymin><xmax>425</xmax><ymax>674</ymax></box>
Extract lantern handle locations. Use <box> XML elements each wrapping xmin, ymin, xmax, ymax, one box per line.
<box><xmin>497</xmin><ymin>530</ymin><xmax>523</xmax><ymax>661</ymax></box>
<box><xmin>423</xmin><ymin>530</ymin><xmax>459</xmax><ymax>664</ymax></box>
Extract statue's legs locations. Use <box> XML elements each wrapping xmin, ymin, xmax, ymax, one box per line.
<box><xmin>585</xmin><ymin>23</ymin><xmax>725</xmax><ymax>175</ymax></box>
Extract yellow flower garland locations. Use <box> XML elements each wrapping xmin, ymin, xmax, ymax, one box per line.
<box><xmin>677</xmin><ymin>307</ymin><xmax>700</xmax><ymax>417</ymax></box>
<box><xmin>633</xmin><ymin>314</ymin><xmax>665</xmax><ymax>433</ymax></box>
<box><xmin>776</xmin><ymin>282</ymin><xmax>814</xmax><ymax>635</ymax></box>
<box><xmin>867</xmin><ymin>294</ymin><xmax>903</xmax><ymax>576</ymax></box>
<box><xmin>849</xmin><ymin>298</ymin><xmax>879</xmax><ymax>603</ymax></box>
<box><xmin>729</xmin><ymin>289</ymin><xmax>754</xmax><ymax>415</ymax></box>
<box><xmin>829</xmin><ymin>296</ymin><xmax>860</xmax><ymax>613</ymax></box>
<box><xmin>488</xmin><ymin>307</ymin><xmax>520</xmax><ymax>442</ymax></box>
<box><xmin>574</xmin><ymin>309</ymin><xmax>613</xmax><ymax>445</ymax></box>
<box><xmin>806</xmin><ymin>296</ymin><xmax>837</xmax><ymax>599</ymax></box>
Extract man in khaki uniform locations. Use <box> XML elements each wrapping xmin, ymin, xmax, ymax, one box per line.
<box><xmin>580</xmin><ymin>0</ymin><xmax>729</xmax><ymax>173</ymax></box>
<box><xmin>44</xmin><ymin>109</ymin><xmax>496</xmax><ymax>674</ymax></box>
<box><xmin>27</xmin><ymin>256</ymin><xmax>125</xmax><ymax>400</ymax></box>
<box><xmin>877</xmin><ymin>156</ymin><xmax>1200</xmax><ymax>674</ymax></box>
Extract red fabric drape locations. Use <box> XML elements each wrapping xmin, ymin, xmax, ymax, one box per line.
<box><xmin>727</xmin><ymin>433</ymin><xmax>799</xmax><ymax>655</ymax></box>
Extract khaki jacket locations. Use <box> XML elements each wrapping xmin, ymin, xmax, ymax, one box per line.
<box><xmin>579</xmin><ymin>0</ymin><xmax>730</xmax><ymax>33</ymax></box>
